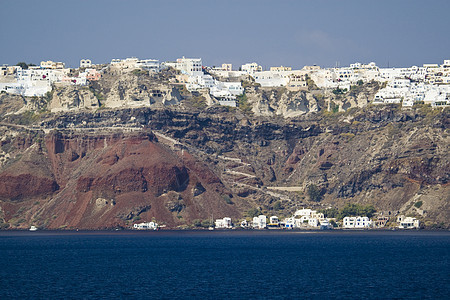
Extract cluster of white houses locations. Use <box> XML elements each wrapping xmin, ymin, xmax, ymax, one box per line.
<box><xmin>1</xmin><ymin>56</ymin><xmax>449</xmax><ymax>108</ymax></box>
<box><xmin>214</xmin><ymin>209</ymin><xmax>420</xmax><ymax>230</ymax></box>
<box><xmin>130</xmin><ymin>210</ymin><xmax>420</xmax><ymax>230</ymax></box>
<box><xmin>0</xmin><ymin>60</ymin><xmax>101</xmax><ymax>97</ymax></box>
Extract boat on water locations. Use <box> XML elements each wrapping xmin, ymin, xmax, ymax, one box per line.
<box><xmin>29</xmin><ymin>226</ymin><xmax>38</xmax><ymax>231</ymax></box>
<box><xmin>320</xmin><ymin>220</ymin><xmax>333</xmax><ymax>230</ymax></box>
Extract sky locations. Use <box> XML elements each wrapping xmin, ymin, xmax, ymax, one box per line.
<box><xmin>1</xmin><ymin>0</ymin><xmax>449</xmax><ymax>69</ymax></box>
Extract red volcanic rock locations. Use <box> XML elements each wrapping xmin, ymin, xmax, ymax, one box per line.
<box><xmin>0</xmin><ymin>174</ymin><xmax>58</xmax><ymax>200</ymax></box>
<box><xmin>0</xmin><ymin>130</ymin><xmax>240</xmax><ymax>229</ymax></box>
<box><xmin>0</xmin><ymin>143</ymin><xmax>58</xmax><ymax>201</ymax></box>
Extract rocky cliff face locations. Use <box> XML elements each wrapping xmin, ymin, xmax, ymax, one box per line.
<box><xmin>0</xmin><ymin>128</ymin><xmax>240</xmax><ymax>229</ymax></box>
<box><xmin>0</xmin><ymin>75</ymin><xmax>448</xmax><ymax>229</ymax></box>
<box><xmin>46</xmin><ymin>69</ymin><xmax>183</xmax><ymax>112</ymax></box>
<box><xmin>50</xmin><ymin>85</ymin><xmax>100</xmax><ymax>112</ymax></box>
<box><xmin>243</xmin><ymin>81</ymin><xmax>380</xmax><ymax>118</ymax></box>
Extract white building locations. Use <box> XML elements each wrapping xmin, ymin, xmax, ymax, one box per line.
<box><xmin>343</xmin><ymin>216</ymin><xmax>372</xmax><ymax>229</ymax></box>
<box><xmin>269</xmin><ymin>216</ymin><xmax>279</xmax><ymax>225</ymax></box>
<box><xmin>241</xmin><ymin>62</ymin><xmax>262</xmax><ymax>75</ymax></box>
<box><xmin>270</xmin><ymin>66</ymin><xmax>292</xmax><ymax>72</ymax></box>
<box><xmin>221</xmin><ymin>63</ymin><xmax>232</xmax><ymax>71</ymax></box>
<box><xmin>176</xmin><ymin>57</ymin><xmax>203</xmax><ymax>76</ymax></box>
<box><xmin>0</xmin><ymin>79</ymin><xmax>51</xmax><ymax>97</ymax></box>
<box><xmin>253</xmin><ymin>71</ymin><xmax>290</xmax><ymax>87</ymax></box>
<box><xmin>215</xmin><ymin>217</ymin><xmax>232</xmax><ymax>229</ymax></box>
<box><xmin>133</xmin><ymin>222</ymin><xmax>158</xmax><ymax>230</ymax></box>
<box><xmin>252</xmin><ymin>215</ymin><xmax>267</xmax><ymax>229</ymax></box>
<box><xmin>80</xmin><ymin>59</ymin><xmax>92</xmax><ymax>68</ymax></box>
<box><xmin>284</xmin><ymin>217</ymin><xmax>295</xmax><ymax>228</ymax></box>
<box><xmin>40</xmin><ymin>60</ymin><xmax>65</xmax><ymax>69</ymax></box>
<box><xmin>294</xmin><ymin>208</ymin><xmax>314</xmax><ymax>217</ymax></box>
<box><xmin>111</xmin><ymin>57</ymin><xmax>139</xmax><ymax>69</ymax></box>
<box><xmin>397</xmin><ymin>215</ymin><xmax>420</xmax><ymax>229</ymax></box>
<box><xmin>136</xmin><ymin>59</ymin><xmax>160</xmax><ymax>72</ymax></box>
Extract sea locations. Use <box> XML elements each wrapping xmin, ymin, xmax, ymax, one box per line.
<box><xmin>0</xmin><ymin>230</ymin><xmax>449</xmax><ymax>299</ymax></box>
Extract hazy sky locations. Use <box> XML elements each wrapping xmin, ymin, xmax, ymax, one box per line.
<box><xmin>1</xmin><ymin>0</ymin><xmax>449</xmax><ymax>69</ymax></box>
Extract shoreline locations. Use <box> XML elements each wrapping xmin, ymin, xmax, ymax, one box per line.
<box><xmin>1</xmin><ymin>228</ymin><xmax>449</xmax><ymax>237</ymax></box>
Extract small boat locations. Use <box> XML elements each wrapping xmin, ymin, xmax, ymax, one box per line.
<box><xmin>29</xmin><ymin>226</ymin><xmax>38</xmax><ymax>231</ymax></box>
<box><xmin>320</xmin><ymin>220</ymin><xmax>333</xmax><ymax>230</ymax></box>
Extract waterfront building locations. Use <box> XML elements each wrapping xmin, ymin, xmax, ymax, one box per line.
<box><xmin>374</xmin><ymin>216</ymin><xmax>389</xmax><ymax>228</ymax></box>
<box><xmin>269</xmin><ymin>216</ymin><xmax>279</xmax><ymax>225</ymax></box>
<box><xmin>215</xmin><ymin>217</ymin><xmax>232</xmax><ymax>229</ymax></box>
<box><xmin>397</xmin><ymin>215</ymin><xmax>420</xmax><ymax>229</ymax></box>
<box><xmin>343</xmin><ymin>216</ymin><xmax>372</xmax><ymax>229</ymax></box>
<box><xmin>252</xmin><ymin>215</ymin><xmax>267</xmax><ymax>229</ymax></box>
<box><xmin>133</xmin><ymin>222</ymin><xmax>158</xmax><ymax>230</ymax></box>
<box><xmin>284</xmin><ymin>217</ymin><xmax>295</xmax><ymax>228</ymax></box>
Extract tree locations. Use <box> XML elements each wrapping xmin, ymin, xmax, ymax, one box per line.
<box><xmin>273</xmin><ymin>201</ymin><xmax>283</xmax><ymax>211</ymax></box>
<box><xmin>307</xmin><ymin>184</ymin><xmax>322</xmax><ymax>202</ymax></box>
<box><xmin>320</xmin><ymin>207</ymin><xmax>339</xmax><ymax>218</ymax></box>
<box><xmin>339</xmin><ymin>203</ymin><xmax>376</xmax><ymax>219</ymax></box>
<box><xmin>16</xmin><ymin>62</ymin><xmax>29</xmax><ymax>69</ymax></box>
<box><xmin>246</xmin><ymin>208</ymin><xmax>261</xmax><ymax>218</ymax></box>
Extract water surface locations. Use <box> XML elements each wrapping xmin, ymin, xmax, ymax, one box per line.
<box><xmin>0</xmin><ymin>230</ymin><xmax>448</xmax><ymax>299</ymax></box>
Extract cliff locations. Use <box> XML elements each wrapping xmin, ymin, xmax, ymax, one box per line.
<box><xmin>0</xmin><ymin>75</ymin><xmax>448</xmax><ymax>229</ymax></box>
<box><xmin>0</xmin><ymin>129</ymin><xmax>241</xmax><ymax>229</ymax></box>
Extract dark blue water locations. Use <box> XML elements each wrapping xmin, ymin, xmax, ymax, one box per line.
<box><xmin>0</xmin><ymin>230</ymin><xmax>449</xmax><ymax>299</ymax></box>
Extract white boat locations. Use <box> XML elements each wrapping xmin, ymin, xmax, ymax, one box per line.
<box><xmin>29</xmin><ymin>226</ymin><xmax>38</xmax><ymax>231</ymax></box>
<box><xmin>320</xmin><ymin>220</ymin><xmax>333</xmax><ymax>230</ymax></box>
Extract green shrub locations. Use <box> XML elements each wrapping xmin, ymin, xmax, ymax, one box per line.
<box><xmin>339</xmin><ymin>203</ymin><xmax>376</xmax><ymax>219</ymax></box>
<box><xmin>332</xmin><ymin>87</ymin><xmax>347</xmax><ymax>95</ymax></box>
<box><xmin>307</xmin><ymin>184</ymin><xmax>323</xmax><ymax>202</ymax></box>
<box><xmin>201</xmin><ymin>219</ymin><xmax>213</xmax><ymax>228</ymax></box>
<box><xmin>236</xmin><ymin>93</ymin><xmax>253</xmax><ymax>115</ymax></box>
<box><xmin>273</xmin><ymin>201</ymin><xmax>283</xmax><ymax>211</ymax></box>
<box><xmin>414</xmin><ymin>201</ymin><xmax>423</xmax><ymax>208</ymax></box>
<box><xmin>132</xmin><ymin>69</ymin><xmax>148</xmax><ymax>76</ymax></box>
<box><xmin>246</xmin><ymin>208</ymin><xmax>261</xmax><ymax>218</ymax></box>
<box><xmin>223</xmin><ymin>195</ymin><xmax>233</xmax><ymax>204</ymax></box>
<box><xmin>340</xmin><ymin>132</ymin><xmax>355</xmax><ymax>140</ymax></box>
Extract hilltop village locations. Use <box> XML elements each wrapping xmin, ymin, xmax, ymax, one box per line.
<box><xmin>1</xmin><ymin>57</ymin><xmax>449</xmax><ymax>109</ymax></box>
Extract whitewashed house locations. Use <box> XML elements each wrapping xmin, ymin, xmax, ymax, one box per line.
<box><xmin>284</xmin><ymin>217</ymin><xmax>295</xmax><ymax>228</ymax></box>
<box><xmin>40</xmin><ymin>60</ymin><xmax>65</xmax><ymax>69</ymax></box>
<box><xmin>343</xmin><ymin>216</ymin><xmax>372</xmax><ymax>229</ymax></box>
<box><xmin>253</xmin><ymin>71</ymin><xmax>289</xmax><ymax>87</ymax></box>
<box><xmin>133</xmin><ymin>222</ymin><xmax>158</xmax><ymax>230</ymax></box>
<box><xmin>252</xmin><ymin>215</ymin><xmax>267</xmax><ymax>229</ymax></box>
<box><xmin>241</xmin><ymin>62</ymin><xmax>262</xmax><ymax>75</ymax></box>
<box><xmin>80</xmin><ymin>59</ymin><xmax>92</xmax><ymax>68</ymax></box>
<box><xmin>397</xmin><ymin>215</ymin><xmax>420</xmax><ymax>229</ymax></box>
<box><xmin>136</xmin><ymin>59</ymin><xmax>160</xmax><ymax>72</ymax></box>
<box><xmin>176</xmin><ymin>57</ymin><xmax>203</xmax><ymax>76</ymax></box>
<box><xmin>215</xmin><ymin>217</ymin><xmax>232</xmax><ymax>229</ymax></box>
<box><xmin>269</xmin><ymin>216</ymin><xmax>279</xmax><ymax>225</ymax></box>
